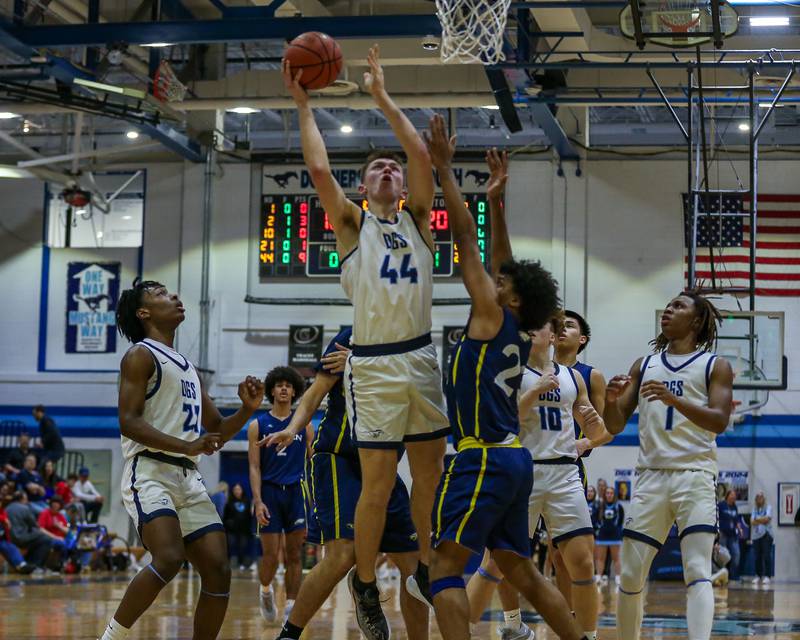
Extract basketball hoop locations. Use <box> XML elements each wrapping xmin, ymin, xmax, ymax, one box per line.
<box><xmin>619</xmin><ymin>0</ymin><xmax>738</xmax><ymax>47</ymax></box>
<box><xmin>435</xmin><ymin>0</ymin><xmax>512</xmax><ymax>65</ymax></box>
<box><xmin>153</xmin><ymin>60</ymin><xmax>187</xmax><ymax>103</ymax></box>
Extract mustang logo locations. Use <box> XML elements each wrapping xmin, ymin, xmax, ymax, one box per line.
<box><xmin>73</xmin><ymin>293</ymin><xmax>110</xmax><ymax>311</ymax></box>
<box><xmin>466</xmin><ymin>169</ymin><xmax>490</xmax><ymax>186</ymax></box>
<box><xmin>264</xmin><ymin>171</ymin><xmax>299</xmax><ymax>188</ymax></box>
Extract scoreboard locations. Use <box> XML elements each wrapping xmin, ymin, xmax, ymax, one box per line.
<box><xmin>258</xmin><ymin>193</ymin><xmax>491</xmax><ymax>279</ymax></box>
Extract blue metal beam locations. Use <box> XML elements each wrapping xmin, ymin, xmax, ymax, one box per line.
<box><xmin>3</xmin><ymin>16</ymin><xmax>584</xmax><ymax>47</ymax></box>
<box><xmin>528</xmin><ymin>103</ymin><xmax>580</xmax><ymax>161</ymax></box>
<box><xmin>0</xmin><ymin>19</ymin><xmax>204</xmax><ymax>162</ymax></box>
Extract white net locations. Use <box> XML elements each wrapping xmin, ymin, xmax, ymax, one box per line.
<box><xmin>153</xmin><ymin>60</ymin><xmax>187</xmax><ymax>103</ymax></box>
<box><xmin>435</xmin><ymin>0</ymin><xmax>512</xmax><ymax>65</ymax></box>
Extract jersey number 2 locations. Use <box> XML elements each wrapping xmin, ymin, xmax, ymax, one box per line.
<box><xmin>380</xmin><ymin>254</ymin><xmax>418</xmax><ymax>284</ymax></box>
<box><xmin>182</xmin><ymin>403</ymin><xmax>200</xmax><ymax>433</ymax></box>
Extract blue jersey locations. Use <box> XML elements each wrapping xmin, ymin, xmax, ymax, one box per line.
<box><xmin>446</xmin><ymin>309</ymin><xmax>532</xmax><ymax>449</ymax></box>
<box><xmin>597</xmin><ymin>500</ymin><xmax>624</xmax><ymax>540</ymax></box>
<box><xmin>258</xmin><ymin>411</ymin><xmax>306</xmax><ymax>485</ymax></box>
<box><xmin>311</xmin><ymin>327</ymin><xmax>358</xmax><ymax>460</ymax></box>
<box><xmin>571</xmin><ymin>361</ymin><xmax>594</xmax><ymax>458</ymax></box>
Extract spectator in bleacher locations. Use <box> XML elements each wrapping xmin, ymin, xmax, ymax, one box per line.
<box><xmin>210</xmin><ymin>480</ymin><xmax>229</xmax><ymax>519</ymax></box>
<box><xmin>0</xmin><ymin>483</ymin><xmax>35</xmax><ymax>574</ymax></box>
<box><xmin>595</xmin><ymin>486</ymin><xmax>625</xmax><ymax>585</ymax></box>
<box><xmin>223</xmin><ymin>482</ymin><xmax>253</xmax><ymax>570</ymax></box>
<box><xmin>37</xmin><ymin>496</ymin><xmax>69</xmax><ymax>553</ymax></box>
<box><xmin>718</xmin><ymin>489</ymin><xmax>743</xmax><ymax>581</ymax></box>
<box><xmin>4</xmin><ymin>432</ymin><xmax>36</xmax><ymax>478</ymax></box>
<box><xmin>5</xmin><ymin>490</ymin><xmax>54</xmax><ymax>570</ymax></box>
<box><xmin>32</xmin><ymin>405</ymin><xmax>65</xmax><ymax>466</ymax></box>
<box><xmin>62</xmin><ymin>473</ymin><xmax>86</xmax><ymax>522</ymax></box>
<box><xmin>41</xmin><ymin>459</ymin><xmax>65</xmax><ymax>500</ymax></box>
<box><xmin>751</xmin><ymin>491</ymin><xmax>774</xmax><ymax>584</ymax></box>
<box><xmin>17</xmin><ymin>454</ymin><xmax>47</xmax><ymax>515</ymax></box>
<box><xmin>73</xmin><ymin>467</ymin><xmax>103</xmax><ymax>523</ymax></box>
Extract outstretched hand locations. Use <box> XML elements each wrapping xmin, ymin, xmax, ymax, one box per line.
<box><xmin>486</xmin><ymin>148</ymin><xmax>509</xmax><ymax>200</ymax></box>
<box><xmin>239</xmin><ymin>376</ymin><xmax>265</xmax><ymax>413</ymax></box>
<box><xmin>363</xmin><ymin>44</ymin><xmax>385</xmax><ymax>98</ymax></box>
<box><xmin>605</xmin><ymin>375</ymin><xmax>631</xmax><ymax>403</ymax></box>
<box><xmin>423</xmin><ymin>114</ymin><xmax>456</xmax><ymax>171</ymax></box>
<box><xmin>282</xmin><ymin>58</ymin><xmax>309</xmax><ymax>106</ymax></box>
<box><xmin>257</xmin><ymin>428</ymin><xmax>296</xmax><ymax>453</ymax></box>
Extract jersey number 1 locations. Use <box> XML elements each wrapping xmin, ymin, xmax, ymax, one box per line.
<box><xmin>380</xmin><ymin>254</ymin><xmax>418</xmax><ymax>284</ymax></box>
<box><xmin>665</xmin><ymin>406</ymin><xmax>674</xmax><ymax>431</ymax></box>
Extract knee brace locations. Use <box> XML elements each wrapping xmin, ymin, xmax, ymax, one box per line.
<box><xmin>430</xmin><ymin>575</ymin><xmax>466</xmax><ymax>597</ymax></box>
<box><xmin>680</xmin><ymin>532</ymin><xmax>714</xmax><ymax>587</ymax></box>
<box><xmin>619</xmin><ymin>538</ymin><xmax>658</xmax><ymax>596</ymax></box>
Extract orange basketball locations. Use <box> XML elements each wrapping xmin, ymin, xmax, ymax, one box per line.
<box><xmin>285</xmin><ymin>32</ymin><xmax>343</xmax><ymax>91</ymax></box>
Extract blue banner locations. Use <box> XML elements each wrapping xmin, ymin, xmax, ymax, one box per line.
<box><xmin>65</xmin><ymin>262</ymin><xmax>120</xmax><ymax>354</ymax></box>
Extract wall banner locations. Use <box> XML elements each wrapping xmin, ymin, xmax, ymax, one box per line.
<box><xmin>65</xmin><ymin>262</ymin><xmax>120</xmax><ymax>354</ymax></box>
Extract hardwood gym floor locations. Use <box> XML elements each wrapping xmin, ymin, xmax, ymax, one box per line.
<box><xmin>0</xmin><ymin>569</ymin><xmax>798</xmax><ymax>639</ymax></box>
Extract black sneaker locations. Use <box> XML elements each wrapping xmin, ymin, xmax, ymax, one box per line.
<box><xmin>16</xmin><ymin>563</ymin><xmax>35</xmax><ymax>575</ymax></box>
<box><xmin>405</xmin><ymin>562</ymin><xmax>433</xmax><ymax>609</ymax></box>
<box><xmin>347</xmin><ymin>567</ymin><xmax>390</xmax><ymax>640</ymax></box>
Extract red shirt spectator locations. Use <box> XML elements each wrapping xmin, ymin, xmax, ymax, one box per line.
<box><xmin>54</xmin><ymin>481</ymin><xmax>73</xmax><ymax>504</ymax></box>
<box><xmin>37</xmin><ymin>500</ymin><xmax>68</xmax><ymax>539</ymax></box>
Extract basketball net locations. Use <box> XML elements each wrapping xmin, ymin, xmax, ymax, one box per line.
<box><xmin>435</xmin><ymin>0</ymin><xmax>512</xmax><ymax>65</ymax></box>
<box><xmin>153</xmin><ymin>60</ymin><xmax>187</xmax><ymax>103</ymax></box>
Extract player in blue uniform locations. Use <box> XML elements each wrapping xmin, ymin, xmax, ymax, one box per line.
<box><xmin>247</xmin><ymin>366</ymin><xmax>312</xmax><ymax>623</ymax></box>
<box><xmin>262</xmin><ymin>327</ymin><xmax>429</xmax><ymax>640</ymax></box>
<box><xmin>424</xmin><ymin>115</ymin><xmax>586</xmax><ymax>640</ymax></box>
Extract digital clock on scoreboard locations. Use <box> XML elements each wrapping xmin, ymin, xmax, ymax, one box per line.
<box><xmin>258</xmin><ymin>194</ymin><xmax>490</xmax><ymax>279</ymax></box>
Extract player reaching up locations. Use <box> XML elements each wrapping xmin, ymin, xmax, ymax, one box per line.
<box><xmin>424</xmin><ymin>114</ymin><xmax>587</xmax><ymax>640</ymax></box>
<box><xmin>603</xmin><ymin>292</ymin><xmax>733</xmax><ymax>640</ymax></box>
<box><xmin>99</xmin><ymin>279</ymin><xmax>264</xmax><ymax>640</ymax></box>
<box><xmin>284</xmin><ymin>44</ymin><xmax>448</xmax><ymax>640</ymax></box>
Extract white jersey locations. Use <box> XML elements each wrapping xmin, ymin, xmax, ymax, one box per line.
<box><xmin>519</xmin><ymin>362</ymin><xmax>579</xmax><ymax>460</ymax></box>
<box><xmin>120</xmin><ymin>338</ymin><xmax>202</xmax><ymax>464</ymax></box>
<box><xmin>636</xmin><ymin>350</ymin><xmax>719</xmax><ymax>474</ymax></box>
<box><xmin>340</xmin><ymin>208</ymin><xmax>433</xmax><ymax>346</ymax></box>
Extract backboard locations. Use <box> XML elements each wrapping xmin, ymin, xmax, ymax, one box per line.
<box><xmin>619</xmin><ymin>0</ymin><xmax>739</xmax><ymax>48</ymax></box>
<box><xmin>654</xmin><ymin>310</ymin><xmax>786</xmax><ymax>390</ymax></box>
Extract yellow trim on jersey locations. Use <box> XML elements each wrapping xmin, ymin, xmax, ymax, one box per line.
<box><xmin>435</xmin><ymin>457</ymin><xmax>458</xmax><ymax>539</ymax></box>
<box><xmin>309</xmin><ymin>455</ymin><xmax>323</xmax><ymax>544</ymax></box>
<box><xmin>331</xmin><ymin>455</ymin><xmax>341</xmax><ymax>539</ymax></box>
<box><xmin>333</xmin><ymin>412</ymin><xmax>348</xmax><ymax>454</ymax></box>
<box><xmin>451</xmin><ymin>342</ymin><xmax>466</xmax><ymax>439</ymax></box>
<box><xmin>455</xmin><ymin>448</ymin><xmax>488</xmax><ymax>543</ymax></box>
<box><xmin>456</xmin><ymin>436</ymin><xmax>521</xmax><ymax>452</ymax></box>
<box><xmin>473</xmin><ymin>344</ymin><xmax>489</xmax><ymax>439</ymax></box>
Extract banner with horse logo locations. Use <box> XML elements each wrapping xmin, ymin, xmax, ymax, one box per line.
<box><xmin>65</xmin><ymin>262</ymin><xmax>120</xmax><ymax>354</ymax></box>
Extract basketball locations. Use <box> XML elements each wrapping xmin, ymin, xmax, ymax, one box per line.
<box><xmin>285</xmin><ymin>32</ymin><xmax>343</xmax><ymax>90</ymax></box>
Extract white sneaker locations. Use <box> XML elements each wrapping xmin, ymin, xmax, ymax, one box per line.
<box><xmin>498</xmin><ymin>622</ymin><xmax>534</xmax><ymax>640</ymax></box>
<box><xmin>259</xmin><ymin>585</ymin><xmax>277</xmax><ymax>622</ymax></box>
<box><xmin>762</xmin><ymin>577</ymin><xmax>771</xmax><ymax>585</ymax></box>
<box><xmin>600</xmin><ymin>575</ymin><xmax>609</xmax><ymax>585</ymax></box>
<box><xmin>615</xmin><ymin>575</ymin><xmax>621</xmax><ymax>587</ymax></box>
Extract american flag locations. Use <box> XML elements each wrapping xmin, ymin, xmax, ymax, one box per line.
<box><xmin>683</xmin><ymin>192</ymin><xmax>800</xmax><ymax>296</ymax></box>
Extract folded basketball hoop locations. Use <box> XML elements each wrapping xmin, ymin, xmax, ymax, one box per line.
<box><xmin>153</xmin><ymin>60</ymin><xmax>187</xmax><ymax>103</ymax></box>
<box><xmin>619</xmin><ymin>0</ymin><xmax>738</xmax><ymax>47</ymax></box>
<box><xmin>435</xmin><ymin>0</ymin><xmax>512</xmax><ymax>64</ymax></box>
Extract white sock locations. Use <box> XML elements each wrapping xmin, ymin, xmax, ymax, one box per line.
<box><xmin>686</xmin><ymin>580</ymin><xmax>714</xmax><ymax>639</ymax></box>
<box><xmin>617</xmin><ymin>590</ymin><xmax>644</xmax><ymax>640</ymax></box>
<box><xmin>260</xmin><ymin>583</ymin><xmax>273</xmax><ymax>595</ymax></box>
<box><xmin>285</xmin><ymin>598</ymin><xmax>295</xmax><ymax>612</ymax></box>
<box><xmin>100</xmin><ymin>618</ymin><xmax>130</xmax><ymax>640</ymax></box>
<box><xmin>503</xmin><ymin>608</ymin><xmax>522</xmax><ymax>629</ymax></box>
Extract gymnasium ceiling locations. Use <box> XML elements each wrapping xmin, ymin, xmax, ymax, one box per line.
<box><xmin>1</xmin><ymin>0</ymin><xmax>800</xmax><ymax>164</ymax></box>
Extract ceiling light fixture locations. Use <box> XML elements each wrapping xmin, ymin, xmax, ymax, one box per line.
<box><xmin>738</xmin><ymin>122</ymin><xmax>750</xmax><ymax>131</ymax></box>
<box><xmin>749</xmin><ymin>16</ymin><xmax>790</xmax><ymax>26</ymax></box>
<box><xmin>141</xmin><ymin>42</ymin><xmax>173</xmax><ymax>48</ymax></box>
<box><xmin>126</xmin><ymin>130</ymin><xmax>139</xmax><ymax>139</ymax></box>
<box><xmin>227</xmin><ymin>107</ymin><xmax>259</xmax><ymax>114</ymax></box>
<box><xmin>481</xmin><ymin>104</ymin><xmax>501</xmax><ymax>110</ymax></box>
<box><xmin>0</xmin><ymin>112</ymin><xmax>20</xmax><ymax>119</ymax></box>
<box><xmin>340</xmin><ymin>124</ymin><xmax>354</xmax><ymax>133</ymax></box>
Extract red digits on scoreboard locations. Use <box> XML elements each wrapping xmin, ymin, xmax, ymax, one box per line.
<box><xmin>324</xmin><ymin>213</ymin><xmax>333</xmax><ymax>231</ymax></box>
<box><xmin>300</xmin><ymin>202</ymin><xmax>308</xmax><ymax>214</ymax></box>
<box><xmin>429</xmin><ymin>209</ymin><xmax>449</xmax><ymax>231</ymax></box>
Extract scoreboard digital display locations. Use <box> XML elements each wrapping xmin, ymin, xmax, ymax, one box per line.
<box><xmin>258</xmin><ymin>194</ymin><xmax>491</xmax><ymax>279</ymax></box>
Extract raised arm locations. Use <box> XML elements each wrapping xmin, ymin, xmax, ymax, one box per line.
<box><xmin>640</xmin><ymin>357</ymin><xmax>733</xmax><ymax>434</ymax></box>
<box><xmin>603</xmin><ymin>357</ymin><xmax>643</xmax><ymax>436</ymax></box>
<box><xmin>118</xmin><ymin>346</ymin><xmax>221</xmax><ymax>457</ymax></box>
<box><xmin>518</xmin><ymin>372</ymin><xmax>559</xmax><ymax>418</ymax></box>
<box><xmin>261</xmin><ymin>372</ymin><xmax>339</xmax><ymax>452</ymax></box>
<box><xmin>425</xmin><ymin>115</ymin><xmax>502</xmax><ymax>340</ymax></box>
<box><xmin>283</xmin><ymin>59</ymin><xmax>361</xmax><ymax>252</ymax></box>
<box><xmin>486</xmin><ymin>148</ymin><xmax>512</xmax><ymax>274</ymax></box>
<box><xmin>365</xmin><ymin>45</ymin><xmax>434</xmax><ymax>223</ymax></box>
<box><xmin>201</xmin><ymin>376</ymin><xmax>265</xmax><ymax>442</ymax></box>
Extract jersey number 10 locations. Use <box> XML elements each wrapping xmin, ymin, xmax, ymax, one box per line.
<box><xmin>538</xmin><ymin>406</ymin><xmax>563</xmax><ymax>431</ymax></box>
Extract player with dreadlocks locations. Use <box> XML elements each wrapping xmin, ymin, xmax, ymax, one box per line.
<box><xmin>603</xmin><ymin>292</ymin><xmax>733</xmax><ymax>640</ymax></box>
<box><xmin>100</xmin><ymin>278</ymin><xmax>265</xmax><ymax>640</ymax></box>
